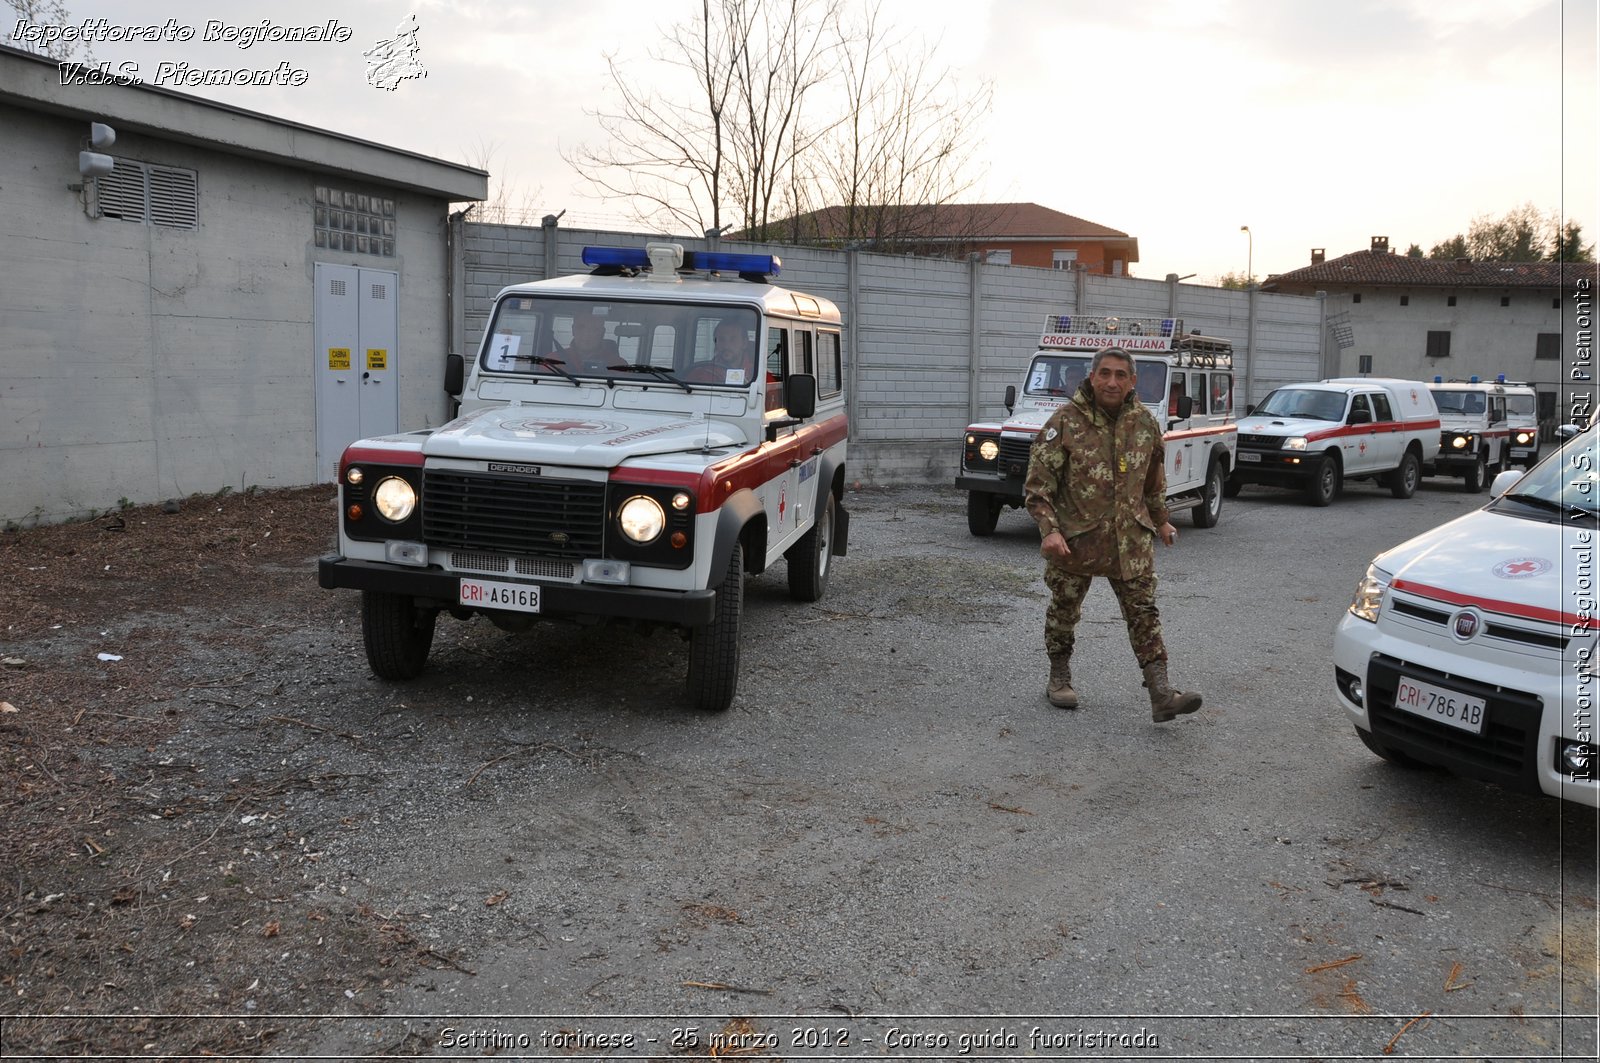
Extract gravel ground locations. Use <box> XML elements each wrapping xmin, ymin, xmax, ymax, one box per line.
<box><xmin>1</xmin><ymin>478</ymin><xmax>1595</xmax><ymax>1060</ymax></box>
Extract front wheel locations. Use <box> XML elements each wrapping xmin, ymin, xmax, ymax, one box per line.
<box><xmin>361</xmin><ymin>590</ymin><xmax>436</xmax><ymax>680</ymax></box>
<box><xmin>687</xmin><ymin>542</ymin><xmax>743</xmax><ymax>712</ymax></box>
<box><xmin>1388</xmin><ymin>450</ymin><xmax>1420</xmax><ymax>499</ymax></box>
<box><xmin>1305</xmin><ymin>454</ymin><xmax>1339</xmax><ymax>507</ymax></box>
<box><xmin>966</xmin><ymin>491</ymin><xmax>1002</xmax><ymax>536</ymax></box>
<box><xmin>1191</xmin><ymin>459</ymin><xmax>1224</xmax><ymax>528</ymax></box>
<box><xmin>1463</xmin><ymin>451</ymin><xmax>1488</xmax><ymax>493</ymax></box>
<box><xmin>786</xmin><ymin>491</ymin><xmax>835</xmax><ymax>602</ymax></box>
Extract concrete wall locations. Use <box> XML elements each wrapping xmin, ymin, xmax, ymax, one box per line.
<box><xmin>1</xmin><ymin>104</ymin><xmax>456</xmax><ymax>526</ymax></box>
<box><xmin>458</xmin><ymin>222</ymin><xmax>1326</xmax><ymax>483</ymax></box>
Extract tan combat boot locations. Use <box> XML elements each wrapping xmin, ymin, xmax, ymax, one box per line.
<box><xmin>1047</xmin><ymin>654</ymin><xmax>1079</xmax><ymax>710</ymax></box>
<box><xmin>1143</xmin><ymin>659</ymin><xmax>1201</xmax><ymax>722</ymax></box>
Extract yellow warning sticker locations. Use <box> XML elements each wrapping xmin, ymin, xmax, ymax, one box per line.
<box><xmin>366</xmin><ymin>348</ymin><xmax>388</xmax><ymax>370</ymax></box>
<box><xmin>328</xmin><ymin>347</ymin><xmax>351</xmax><ymax>370</ymax></box>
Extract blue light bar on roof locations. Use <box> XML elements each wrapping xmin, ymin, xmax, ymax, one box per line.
<box><xmin>684</xmin><ymin>250</ymin><xmax>781</xmax><ymax>277</ymax></box>
<box><xmin>581</xmin><ymin>246</ymin><xmax>652</xmax><ymax>269</ymax></box>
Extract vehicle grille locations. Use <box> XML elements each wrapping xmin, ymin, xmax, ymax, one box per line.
<box><xmin>1238</xmin><ymin>434</ymin><xmax>1284</xmax><ymax>450</ymax></box>
<box><xmin>1365</xmin><ymin>653</ymin><xmax>1542</xmax><ymax>792</ymax></box>
<box><xmin>422</xmin><ymin>471</ymin><xmax>605</xmax><ymax>560</ymax></box>
<box><xmin>999</xmin><ymin>436</ymin><xmax>1034</xmax><ymax>475</ymax></box>
<box><xmin>1390</xmin><ymin>596</ymin><xmax>1571</xmax><ymax>653</ymax></box>
<box><xmin>450</xmin><ymin>551</ymin><xmax>579</xmax><ymax>581</ymax></box>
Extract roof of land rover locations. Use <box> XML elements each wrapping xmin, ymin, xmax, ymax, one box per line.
<box><xmin>500</xmin><ymin>273</ymin><xmax>842</xmax><ymax>323</ymax></box>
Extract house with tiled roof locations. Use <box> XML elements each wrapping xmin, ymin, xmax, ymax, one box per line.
<box><xmin>1263</xmin><ymin>237</ymin><xmax>1598</xmax><ymax>437</ymax></box>
<box><xmin>747</xmin><ymin>202</ymin><xmax>1139</xmax><ymax>276</ymax></box>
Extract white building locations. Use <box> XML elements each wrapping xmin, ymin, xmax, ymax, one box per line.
<box><xmin>0</xmin><ymin>44</ymin><xmax>486</xmax><ymax>526</ymax></box>
<box><xmin>1264</xmin><ymin>237</ymin><xmax>1598</xmax><ymax>438</ymax></box>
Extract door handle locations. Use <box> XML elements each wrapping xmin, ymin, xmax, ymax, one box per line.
<box><xmin>789</xmin><ymin>459</ymin><xmax>802</xmax><ymax>468</ymax></box>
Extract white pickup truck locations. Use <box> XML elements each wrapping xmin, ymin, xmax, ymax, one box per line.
<box><xmin>1228</xmin><ymin>377</ymin><xmax>1442</xmax><ymax>506</ymax></box>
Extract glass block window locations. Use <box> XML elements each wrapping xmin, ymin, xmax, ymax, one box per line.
<box><xmin>314</xmin><ymin>185</ymin><xmax>396</xmax><ymax>256</ymax></box>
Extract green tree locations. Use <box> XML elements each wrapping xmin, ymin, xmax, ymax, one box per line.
<box><xmin>1425</xmin><ymin>203</ymin><xmax>1592</xmax><ymax>262</ymax></box>
<box><xmin>1405</xmin><ymin>243</ymin><xmax>1423</xmax><ymax>257</ymax></box>
<box><xmin>1215</xmin><ymin>271</ymin><xmax>1252</xmax><ymax>290</ymax></box>
<box><xmin>1548</xmin><ymin>220</ymin><xmax>1595</xmax><ymax>263</ymax></box>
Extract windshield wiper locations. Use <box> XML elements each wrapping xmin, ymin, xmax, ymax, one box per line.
<box><xmin>608</xmin><ymin>364</ymin><xmax>693</xmax><ymax>393</ymax></box>
<box><xmin>1504</xmin><ymin>491</ymin><xmax>1599</xmax><ymax>518</ymax></box>
<box><xmin>517</xmin><ymin>354</ymin><xmax>581</xmax><ymax>387</ymax></box>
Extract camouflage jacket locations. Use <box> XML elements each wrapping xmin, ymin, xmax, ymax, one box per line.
<box><xmin>1023</xmin><ymin>381</ymin><xmax>1169</xmax><ymax>579</ymax></box>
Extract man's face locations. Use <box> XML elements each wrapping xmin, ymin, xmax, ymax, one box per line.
<box><xmin>714</xmin><ymin>326</ymin><xmax>747</xmax><ymax>364</ymax></box>
<box><xmin>1090</xmin><ymin>354</ymin><xmax>1136</xmax><ymax>411</ymax></box>
<box><xmin>571</xmin><ymin>315</ymin><xmax>604</xmax><ymax>349</ymax></box>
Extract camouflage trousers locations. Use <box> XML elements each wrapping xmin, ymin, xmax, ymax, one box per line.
<box><xmin>1044</xmin><ymin>567</ymin><xmax>1166</xmax><ymax>669</ymax></box>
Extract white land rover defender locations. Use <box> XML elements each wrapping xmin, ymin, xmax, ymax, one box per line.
<box><xmin>957</xmin><ymin>315</ymin><xmax>1238</xmax><ymax>535</ymax></box>
<box><xmin>317</xmin><ymin>243</ymin><xmax>849</xmax><ymax>712</ymax></box>
<box><xmin>1229</xmin><ymin>377</ymin><xmax>1441</xmax><ymax>506</ymax></box>
<box><xmin>1423</xmin><ymin>377</ymin><xmax>1512</xmax><ymax>492</ymax></box>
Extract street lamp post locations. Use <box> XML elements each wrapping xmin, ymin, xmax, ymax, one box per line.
<box><xmin>1240</xmin><ymin>225</ymin><xmax>1252</xmax><ymax>286</ymax></box>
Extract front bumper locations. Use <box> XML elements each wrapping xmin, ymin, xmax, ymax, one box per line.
<box><xmin>1230</xmin><ymin>450</ymin><xmax>1314</xmax><ymax>484</ymax></box>
<box><xmin>1333</xmin><ymin>612</ymin><xmax>1598</xmax><ymax>807</ymax></box>
<box><xmin>955</xmin><ymin>472</ymin><xmax>1024</xmax><ymax>500</ymax></box>
<box><xmin>318</xmin><ymin>556</ymin><xmax>717</xmax><ymax>628</ymax></box>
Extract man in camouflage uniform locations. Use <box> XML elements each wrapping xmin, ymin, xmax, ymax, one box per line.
<box><xmin>1023</xmin><ymin>346</ymin><xmax>1203</xmax><ymax>722</ymax></box>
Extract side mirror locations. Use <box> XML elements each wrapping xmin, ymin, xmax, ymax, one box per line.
<box><xmin>444</xmin><ymin>353</ymin><xmax>464</xmax><ymax>397</ymax></box>
<box><xmin>1245</xmin><ymin>403</ymin><xmax>1257</xmax><ymax>416</ymax></box>
<box><xmin>1489</xmin><ymin>468</ymin><xmax>1523</xmax><ymax>498</ymax></box>
<box><xmin>784</xmin><ymin>373</ymin><xmax>817</xmax><ymax>419</ymax></box>
<box><xmin>1004</xmin><ymin>385</ymin><xmax>1016</xmax><ymax>413</ymax></box>
<box><xmin>1175</xmin><ymin>394</ymin><xmax>1194</xmax><ymax>420</ymax></box>
<box><xmin>1348</xmin><ymin>408</ymin><xmax>1372</xmax><ymax>425</ymax></box>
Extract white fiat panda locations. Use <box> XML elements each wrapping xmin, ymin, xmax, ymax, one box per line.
<box><xmin>1333</xmin><ymin>427</ymin><xmax>1599</xmax><ymax>806</ymax></box>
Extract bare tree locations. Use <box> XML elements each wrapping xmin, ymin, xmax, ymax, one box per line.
<box><xmin>5</xmin><ymin>0</ymin><xmax>96</xmax><ymax>63</ymax></box>
<box><xmin>455</xmin><ymin>138</ymin><xmax>543</xmax><ymax>225</ymax></box>
<box><xmin>565</xmin><ymin>0</ymin><xmax>990</xmax><ymax>245</ymax></box>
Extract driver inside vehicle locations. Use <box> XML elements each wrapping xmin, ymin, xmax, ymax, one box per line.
<box><xmin>686</xmin><ymin>320</ymin><xmax>754</xmax><ymax>384</ymax></box>
<box><xmin>560</xmin><ymin>313</ymin><xmax>620</xmax><ymax>373</ymax></box>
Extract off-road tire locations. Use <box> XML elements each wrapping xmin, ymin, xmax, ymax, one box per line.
<box><xmin>1463</xmin><ymin>451</ymin><xmax>1488</xmax><ymax>493</ymax></box>
<box><xmin>786</xmin><ymin>491</ymin><xmax>835</xmax><ymax>602</ymax></box>
<box><xmin>361</xmin><ymin>590</ymin><xmax>436</xmax><ymax>680</ymax></box>
<box><xmin>966</xmin><ymin>491</ymin><xmax>1002</xmax><ymax>536</ymax></box>
<box><xmin>688</xmin><ymin>542</ymin><xmax>743</xmax><ymax>712</ymax></box>
<box><xmin>1388</xmin><ymin>449</ymin><xmax>1420</xmax><ymax>499</ymax></box>
<box><xmin>1305</xmin><ymin>453</ymin><xmax>1339</xmax><ymax>507</ymax></box>
<box><xmin>1192</xmin><ymin>458</ymin><xmax>1224</xmax><ymax>528</ymax></box>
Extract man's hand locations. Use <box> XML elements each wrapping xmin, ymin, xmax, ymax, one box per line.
<box><xmin>1040</xmin><ymin>530</ymin><xmax>1071</xmax><ymax>562</ymax></box>
<box><xmin>1159</xmin><ymin>521</ymin><xmax>1177</xmax><ymax>547</ymax></box>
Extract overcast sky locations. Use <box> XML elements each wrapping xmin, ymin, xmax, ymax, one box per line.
<box><xmin>17</xmin><ymin>0</ymin><xmax>1597</xmax><ymax>283</ymax></box>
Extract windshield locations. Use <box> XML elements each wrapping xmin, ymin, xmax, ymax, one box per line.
<box><xmin>1499</xmin><ymin>429</ymin><xmax>1600</xmax><ymax>516</ymax></box>
<box><xmin>479</xmin><ymin>297</ymin><xmax>760</xmax><ymax>387</ymax></box>
<box><xmin>1431</xmin><ymin>389</ymin><xmax>1486</xmax><ymax>415</ymax></box>
<box><xmin>1025</xmin><ymin>355</ymin><xmax>1168</xmax><ymax>406</ymax></box>
<box><xmin>1253</xmin><ymin>388</ymin><xmax>1347</xmax><ymax>421</ymax></box>
<box><xmin>1506</xmin><ymin>393</ymin><xmax>1536</xmax><ymax>418</ymax></box>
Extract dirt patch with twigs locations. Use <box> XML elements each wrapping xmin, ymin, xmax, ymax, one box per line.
<box><xmin>0</xmin><ymin>486</ymin><xmax>448</xmax><ymax>1058</ymax></box>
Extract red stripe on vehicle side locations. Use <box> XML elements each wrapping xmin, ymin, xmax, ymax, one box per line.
<box><xmin>1391</xmin><ymin>578</ymin><xmax>1597</xmax><ymax>630</ymax></box>
<box><xmin>1304</xmin><ymin>418</ymin><xmax>1442</xmax><ymax>443</ymax></box>
<box><xmin>619</xmin><ymin>414</ymin><xmax>848</xmax><ymax>513</ymax></box>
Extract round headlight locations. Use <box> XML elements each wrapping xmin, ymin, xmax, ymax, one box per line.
<box><xmin>372</xmin><ymin>476</ymin><xmax>417</xmax><ymax>522</ymax></box>
<box><xmin>979</xmin><ymin>439</ymin><xmax>1000</xmax><ymax>461</ymax></box>
<box><xmin>345</xmin><ymin>466</ymin><xmax>365</xmax><ymax>486</ymax></box>
<box><xmin>619</xmin><ymin>495</ymin><xmax>665</xmax><ymax>543</ymax></box>
<box><xmin>671</xmin><ymin>491</ymin><xmax>692</xmax><ymax>511</ymax></box>
<box><xmin>1451</xmin><ymin>435</ymin><xmax>1469</xmax><ymax>449</ymax></box>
